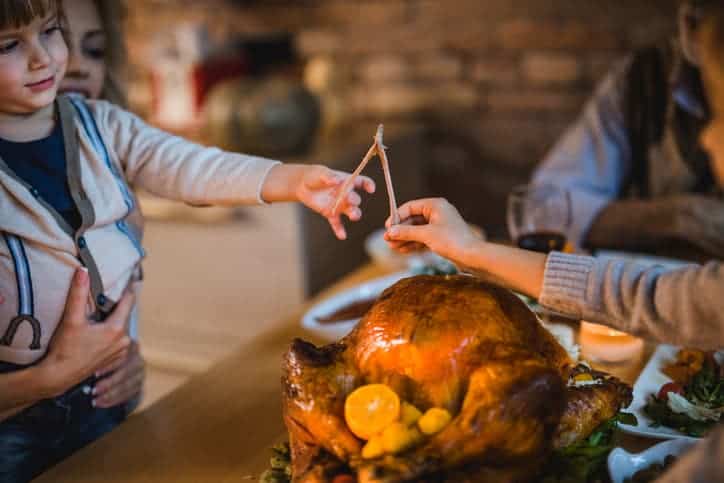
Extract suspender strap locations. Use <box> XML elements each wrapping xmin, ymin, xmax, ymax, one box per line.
<box><xmin>66</xmin><ymin>95</ymin><xmax>135</xmax><ymax>212</ymax></box>
<box><xmin>57</xmin><ymin>95</ymin><xmax>112</xmax><ymax>319</ymax></box>
<box><xmin>66</xmin><ymin>95</ymin><xmax>144</xmax><ymax>257</ymax></box>
<box><xmin>1</xmin><ymin>233</ymin><xmax>41</xmax><ymax>349</ymax></box>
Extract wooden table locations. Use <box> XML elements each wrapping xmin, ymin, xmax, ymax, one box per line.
<box><xmin>36</xmin><ymin>264</ymin><xmax>656</xmax><ymax>483</ymax></box>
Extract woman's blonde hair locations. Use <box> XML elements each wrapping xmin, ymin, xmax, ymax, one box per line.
<box><xmin>93</xmin><ymin>0</ymin><xmax>127</xmax><ymax>106</ymax></box>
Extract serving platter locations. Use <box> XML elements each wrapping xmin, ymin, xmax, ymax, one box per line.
<box><xmin>301</xmin><ymin>270</ymin><xmax>412</xmax><ymax>342</ymax></box>
<box><xmin>607</xmin><ymin>438</ymin><xmax>698</xmax><ymax>483</ymax></box>
<box><xmin>617</xmin><ymin>344</ymin><xmax>723</xmax><ymax>440</ymax></box>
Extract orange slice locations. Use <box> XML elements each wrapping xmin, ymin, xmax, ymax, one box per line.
<box><xmin>344</xmin><ymin>384</ymin><xmax>400</xmax><ymax>440</ymax></box>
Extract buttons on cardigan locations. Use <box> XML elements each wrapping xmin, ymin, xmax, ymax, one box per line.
<box><xmin>96</xmin><ymin>294</ymin><xmax>107</xmax><ymax>307</ymax></box>
<box><xmin>29</xmin><ymin>187</ymin><xmax>40</xmax><ymax>198</ymax></box>
<box><xmin>77</xmin><ymin>236</ymin><xmax>87</xmax><ymax>249</ymax></box>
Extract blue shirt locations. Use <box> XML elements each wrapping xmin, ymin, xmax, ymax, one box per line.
<box><xmin>0</xmin><ymin>124</ymin><xmax>82</xmax><ymax>232</ymax></box>
<box><xmin>531</xmin><ymin>42</ymin><xmax>712</xmax><ymax>249</ymax></box>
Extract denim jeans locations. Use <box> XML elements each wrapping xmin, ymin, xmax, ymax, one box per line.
<box><xmin>0</xmin><ymin>361</ymin><xmax>127</xmax><ymax>483</ymax></box>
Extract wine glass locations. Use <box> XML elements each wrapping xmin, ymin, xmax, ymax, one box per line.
<box><xmin>507</xmin><ymin>185</ymin><xmax>642</xmax><ymax>362</ymax></box>
<box><xmin>506</xmin><ymin>183</ymin><xmax>572</xmax><ymax>253</ymax></box>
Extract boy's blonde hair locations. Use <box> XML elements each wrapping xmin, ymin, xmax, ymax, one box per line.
<box><xmin>0</xmin><ymin>0</ymin><xmax>62</xmax><ymax>30</ymax></box>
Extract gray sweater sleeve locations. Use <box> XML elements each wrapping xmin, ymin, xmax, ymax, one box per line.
<box><xmin>539</xmin><ymin>252</ymin><xmax>724</xmax><ymax>350</ymax></box>
<box><xmin>540</xmin><ymin>252</ymin><xmax>724</xmax><ymax>483</ymax></box>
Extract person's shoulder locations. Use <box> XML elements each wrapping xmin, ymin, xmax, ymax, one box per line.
<box><xmin>57</xmin><ymin>93</ymin><xmax>131</xmax><ymax>120</ymax></box>
<box><xmin>628</xmin><ymin>40</ymin><xmax>678</xmax><ymax>73</ymax></box>
<box><xmin>595</xmin><ymin>41</ymin><xmax>673</xmax><ymax>81</ymax></box>
<box><xmin>77</xmin><ymin>97</ymin><xmax>144</xmax><ymax>132</ymax></box>
<box><xmin>593</xmin><ymin>42</ymin><xmax>674</xmax><ymax>96</ymax></box>
<box><xmin>58</xmin><ymin>95</ymin><xmax>150</xmax><ymax>147</ymax></box>
<box><xmin>82</xmin><ymin>97</ymin><xmax>131</xmax><ymax>118</ymax></box>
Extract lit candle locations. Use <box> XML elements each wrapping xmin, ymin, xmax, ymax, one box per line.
<box><xmin>579</xmin><ymin>321</ymin><xmax>644</xmax><ymax>363</ymax></box>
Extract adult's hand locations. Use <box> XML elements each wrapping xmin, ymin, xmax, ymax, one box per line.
<box><xmin>385</xmin><ymin>198</ymin><xmax>547</xmax><ymax>298</ymax></box>
<box><xmin>92</xmin><ymin>340</ymin><xmax>145</xmax><ymax>408</ymax></box>
<box><xmin>384</xmin><ymin>198</ymin><xmax>483</xmax><ymax>266</ymax></box>
<box><xmin>38</xmin><ymin>268</ymin><xmax>133</xmax><ymax>397</ymax></box>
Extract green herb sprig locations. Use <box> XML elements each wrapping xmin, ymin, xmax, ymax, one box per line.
<box><xmin>259</xmin><ymin>443</ymin><xmax>291</xmax><ymax>483</ymax></box>
<box><xmin>541</xmin><ymin>412</ymin><xmax>637</xmax><ymax>483</ymax></box>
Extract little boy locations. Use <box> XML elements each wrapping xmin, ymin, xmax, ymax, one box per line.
<box><xmin>0</xmin><ymin>1</ymin><xmax>374</xmax><ymax>481</ymax></box>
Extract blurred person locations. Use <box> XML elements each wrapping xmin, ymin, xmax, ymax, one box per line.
<box><xmin>59</xmin><ymin>0</ymin><xmax>125</xmax><ymax>104</ymax></box>
<box><xmin>529</xmin><ymin>0</ymin><xmax>724</xmax><ymax>260</ymax></box>
<box><xmin>58</xmin><ymin>0</ymin><xmax>145</xmax><ymax>418</ymax></box>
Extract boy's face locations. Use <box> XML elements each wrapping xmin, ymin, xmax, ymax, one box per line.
<box><xmin>0</xmin><ymin>12</ymin><xmax>68</xmax><ymax>114</ymax></box>
<box><xmin>59</xmin><ymin>0</ymin><xmax>105</xmax><ymax>100</ymax></box>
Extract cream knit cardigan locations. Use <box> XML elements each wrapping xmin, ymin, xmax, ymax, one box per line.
<box><xmin>0</xmin><ymin>95</ymin><xmax>279</xmax><ymax>365</ymax></box>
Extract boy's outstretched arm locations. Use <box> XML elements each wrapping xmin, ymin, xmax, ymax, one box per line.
<box><xmin>99</xmin><ymin>102</ymin><xmax>374</xmax><ymax>240</ymax></box>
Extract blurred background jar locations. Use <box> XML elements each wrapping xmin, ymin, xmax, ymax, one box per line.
<box><xmin>203</xmin><ymin>77</ymin><xmax>320</xmax><ymax>157</ymax></box>
<box><xmin>200</xmin><ymin>32</ymin><xmax>320</xmax><ymax>157</ymax></box>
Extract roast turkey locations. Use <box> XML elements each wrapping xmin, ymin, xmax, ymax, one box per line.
<box><xmin>282</xmin><ymin>275</ymin><xmax>631</xmax><ymax>482</ymax></box>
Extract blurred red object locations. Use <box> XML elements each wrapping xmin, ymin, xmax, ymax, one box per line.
<box><xmin>191</xmin><ymin>54</ymin><xmax>249</xmax><ymax>112</ymax></box>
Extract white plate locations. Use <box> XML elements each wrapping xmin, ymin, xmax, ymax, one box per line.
<box><xmin>608</xmin><ymin>438</ymin><xmax>698</xmax><ymax>483</ymax></box>
<box><xmin>617</xmin><ymin>345</ymin><xmax>722</xmax><ymax>441</ymax></box>
<box><xmin>301</xmin><ymin>271</ymin><xmax>412</xmax><ymax>342</ymax></box>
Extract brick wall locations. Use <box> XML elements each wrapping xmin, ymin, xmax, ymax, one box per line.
<box><xmin>124</xmin><ymin>0</ymin><xmax>680</xmax><ymax>235</ymax></box>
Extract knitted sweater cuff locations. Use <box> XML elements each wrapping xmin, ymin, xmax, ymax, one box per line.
<box><xmin>539</xmin><ymin>252</ymin><xmax>596</xmax><ymax>319</ymax></box>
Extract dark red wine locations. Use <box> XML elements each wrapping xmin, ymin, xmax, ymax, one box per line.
<box><xmin>516</xmin><ymin>232</ymin><xmax>567</xmax><ymax>253</ymax></box>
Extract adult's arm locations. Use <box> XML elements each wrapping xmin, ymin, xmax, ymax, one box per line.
<box><xmin>0</xmin><ymin>365</ymin><xmax>54</xmax><ymax>420</ymax></box>
<box><xmin>540</xmin><ymin>252</ymin><xmax>724</xmax><ymax>350</ymax></box>
<box><xmin>386</xmin><ymin>199</ymin><xmax>724</xmax><ymax>350</ymax></box>
<box><xmin>0</xmin><ymin>269</ymin><xmax>132</xmax><ymax>421</ymax></box>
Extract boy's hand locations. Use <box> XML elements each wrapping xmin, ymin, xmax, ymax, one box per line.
<box><xmin>297</xmin><ymin>165</ymin><xmax>375</xmax><ymax>240</ymax></box>
<box><xmin>384</xmin><ymin>198</ymin><xmax>483</xmax><ymax>266</ymax></box>
<box><xmin>262</xmin><ymin>164</ymin><xmax>375</xmax><ymax>240</ymax></box>
<box><xmin>39</xmin><ymin>268</ymin><xmax>133</xmax><ymax>397</ymax></box>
